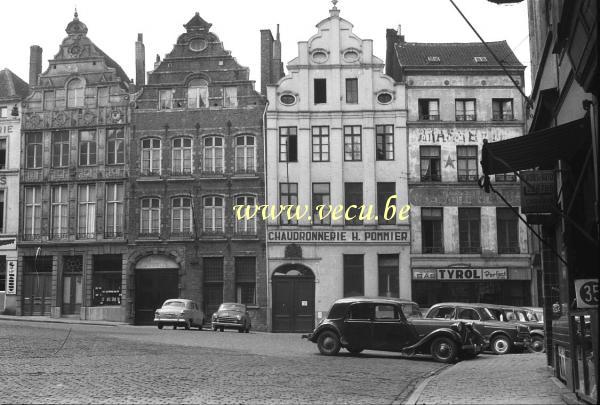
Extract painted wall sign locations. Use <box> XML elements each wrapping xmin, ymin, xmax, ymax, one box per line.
<box><xmin>520</xmin><ymin>170</ymin><xmax>556</xmax><ymax>213</ymax></box>
<box><xmin>6</xmin><ymin>260</ymin><xmax>17</xmax><ymax>295</ymax></box>
<box><xmin>412</xmin><ymin>268</ymin><xmax>508</xmax><ymax>280</ymax></box>
<box><xmin>412</xmin><ymin>127</ymin><xmax>513</xmax><ymax>144</ymax></box>
<box><xmin>0</xmin><ymin>125</ymin><xmax>14</xmax><ymax>134</ymax></box>
<box><xmin>268</xmin><ymin>228</ymin><xmax>410</xmax><ymax>244</ymax></box>
<box><xmin>412</xmin><ymin>269</ymin><xmax>437</xmax><ymax>280</ymax></box>
<box><xmin>574</xmin><ymin>279</ymin><xmax>598</xmax><ymax>308</ymax></box>
<box><xmin>409</xmin><ymin>185</ymin><xmax>520</xmax><ymax>206</ymax></box>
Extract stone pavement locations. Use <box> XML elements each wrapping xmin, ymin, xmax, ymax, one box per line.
<box><xmin>0</xmin><ymin>314</ymin><xmax>127</xmax><ymax>326</ymax></box>
<box><xmin>406</xmin><ymin>353</ymin><xmax>572</xmax><ymax>404</ymax></box>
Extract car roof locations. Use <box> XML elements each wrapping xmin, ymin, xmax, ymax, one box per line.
<box><xmin>220</xmin><ymin>302</ymin><xmax>245</xmax><ymax>306</ymax></box>
<box><xmin>429</xmin><ymin>302</ymin><xmax>534</xmax><ymax>312</ymax></box>
<box><xmin>333</xmin><ymin>296</ymin><xmax>417</xmax><ymax>305</ymax></box>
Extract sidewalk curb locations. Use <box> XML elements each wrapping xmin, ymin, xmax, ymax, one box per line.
<box><xmin>403</xmin><ymin>363</ymin><xmax>453</xmax><ymax>405</ymax></box>
<box><xmin>0</xmin><ymin>316</ymin><xmax>125</xmax><ymax>327</ymax></box>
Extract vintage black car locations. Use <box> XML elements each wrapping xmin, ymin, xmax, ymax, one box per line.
<box><xmin>302</xmin><ymin>297</ymin><xmax>485</xmax><ymax>363</ymax></box>
<box><xmin>484</xmin><ymin>304</ymin><xmax>545</xmax><ymax>353</ymax></box>
<box><xmin>425</xmin><ymin>303</ymin><xmax>531</xmax><ymax>355</ymax></box>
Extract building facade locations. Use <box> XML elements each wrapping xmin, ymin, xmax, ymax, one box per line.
<box><xmin>130</xmin><ymin>13</ymin><xmax>268</xmax><ymax>328</ymax></box>
<box><xmin>0</xmin><ymin>69</ymin><xmax>29</xmax><ymax>315</ymax></box>
<box><xmin>17</xmin><ymin>13</ymin><xmax>132</xmax><ymax>321</ymax></box>
<box><xmin>264</xmin><ymin>5</ymin><xmax>409</xmax><ymax>332</ymax></box>
<box><xmin>385</xmin><ymin>30</ymin><xmax>532</xmax><ymax>308</ymax></box>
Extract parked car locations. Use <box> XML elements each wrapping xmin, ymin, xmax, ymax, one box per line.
<box><xmin>154</xmin><ymin>299</ymin><xmax>205</xmax><ymax>330</ymax></box>
<box><xmin>524</xmin><ymin>306</ymin><xmax>544</xmax><ymax>323</ymax></box>
<box><xmin>212</xmin><ymin>303</ymin><xmax>251</xmax><ymax>333</ymax></box>
<box><xmin>484</xmin><ymin>304</ymin><xmax>545</xmax><ymax>353</ymax></box>
<box><xmin>302</xmin><ymin>297</ymin><xmax>485</xmax><ymax>363</ymax></box>
<box><xmin>425</xmin><ymin>302</ymin><xmax>531</xmax><ymax>355</ymax></box>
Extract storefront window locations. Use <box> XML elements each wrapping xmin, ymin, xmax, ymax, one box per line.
<box><xmin>343</xmin><ymin>254</ymin><xmax>364</xmax><ymax>297</ymax></box>
<box><xmin>378</xmin><ymin>254</ymin><xmax>399</xmax><ymax>297</ymax></box>
<box><xmin>92</xmin><ymin>254</ymin><xmax>122</xmax><ymax>306</ymax></box>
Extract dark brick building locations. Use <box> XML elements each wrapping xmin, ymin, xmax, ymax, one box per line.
<box><xmin>18</xmin><ymin>12</ymin><xmax>132</xmax><ymax>321</ymax></box>
<box><xmin>130</xmin><ymin>13</ymin><xmax>267</xmax><ymax>328</ymax></box>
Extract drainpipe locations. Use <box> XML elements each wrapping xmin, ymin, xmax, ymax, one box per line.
<box><xmin>262</xmin><ymin>99</ymin><xmax>271</xmax><ymax>332</ymax></box>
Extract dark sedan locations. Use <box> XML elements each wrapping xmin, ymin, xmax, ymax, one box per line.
<box><xmin>211</xmin><ymin>303</ymin><xmax>251</xmax><ymax>333</ymax></box>
<box><xmin>484</xmin><ymin>304</ymin><xmax>545</xmax><ymax>353</ymax></box>
<box><xmin>303</xmin><ymin>297</ymin><xmax>485</xmax><ymax>363</ymax></box>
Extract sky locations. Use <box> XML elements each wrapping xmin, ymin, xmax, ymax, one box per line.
<box><xmin>0</xmin><ymin>0</ymin><xmax>532</xmax><ymax>93</ymax></box>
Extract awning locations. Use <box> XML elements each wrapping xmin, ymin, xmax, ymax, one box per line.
<box><xmin>481</xmin><ymin>118</ymin><xmax>590</xmax><ymax>175</ymax></box>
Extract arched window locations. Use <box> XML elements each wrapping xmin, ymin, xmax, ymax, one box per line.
<box><xmin>234</xmin><ymin>195</ymin><xmax>257</xmax><ymax>235</ymax></box>
<box><xmin>67</xmin><ymin>78</ymin><xmax>84</xmax><ymax>108</ymax></box>
<box><xmin>172</xmin><ymin>137</ymin><xmax>192</xmax><ymax>174</ymax></box>
<box><xmin>141</xmin><ymin>138</ymin><xmax>161</xmax><ymax>175</ymax></box>
<box><xmin>140</xmin><ymin>198</ymin><xmax>161</xmax><ymax>236</ymax></box>
<box><xmin>235</xmin><ymin>135</ymin><xmax>255</xmax><ymax>173</ymax></box>
<box><xmin>203</xmin><ymin>136</ymin><xmax>224</xmax><ymax>174</ymax></box>
<box><xmin>172</xmin><ymin>197</ymin><xmax>193</xmax><ymax>235</ymax></box>
<box><xmin>203</xmin><ymin>196</ymin><xmax>224</xmax><ymax>233</ymax></box>
<box><xmin>187</xmin><ymin>79</ymin><xmax>208</xmax><ymax>109</ymax></box>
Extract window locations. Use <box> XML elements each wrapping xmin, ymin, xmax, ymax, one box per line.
<box><xmin>0</xmin><ymin>191</ymin><xmax>4</xmax><ymax>233</ymax></box>
<box><xmin>346</xmin><ymin>78</ymin><xmax>358</xmax><ymax>104</ymax></box>
<box><xmin>141</xmin><ymin>138</ymin><xmax>161</xmax><ymax>175</ymax></box>
<box><xmin>0</xmin><ymin>139</ymin><xmax>6</xmax><ymax>169</ymax></box>
<box><xmin>375</xmin><ymin>304</ymin><xmax>398</xmax><ymax>320</ymax></box>
<box><xmin>456</xmin><ymin>99</ymin><xmax>476</xmax><ymax>121</ymax></box>
<box><xmin>97</xmin><ymin>87</ymin><xmax>109</xmax><ymax>107</ymax></box>
<box><xmin>140</xmin><ymin>198</ymin><xmax>161</xmax><ymax>236</ymax></box>
<box><xmin>314</xmin><ymin>79</ymin><xmax>326</xmax><ymax>104</ymax></box>
<box><xmin>457</xmin><ymin>308</ymin><xmax>480</xmax><ymax>320</ymax></box>
<box><xmin>92</xmin><ymin>255</ymin><xmax>122</xmax><ymax>306</ymax></box>
<box><xmin>79</xmin><ymin>130</ymin><xmax>97</xmax><ymax>166</ymax></box>
<box><xmin>67</xmin><ymin>78</ymin><xmax>84</xmax><ymax>108</ymax></box>
<box><xmin>204</xmin><ymin>257</ymin><xmax>224</xmax><ymax>316</ymax></box>
<box><xmin>422</xmin><ymin>207</ymin><xmax>443</xmax><ymax>253</ymax></box>
<box><xmin>312</xmin><ymin>183</ymin><xmax>330</xmax><ymax>225</ymax></box>
<box><xmin>492</xmin><ymin>98</ymin><xmax>514</xmax><ymax>120</ymax></box>
<box><xmin>187</xmin><ymin>80</ymin><xmax>208</xmax><ymax>109</ymax></box>
<box><xmin>43</xmin><ymin>91</ymin><xmax>55</xmax><ymax>110</ymax></box>
<box><xmin>345</xmin><ymin>182</ymin><xmax>363</xmax><ymax>225</ymax></box>
<box><xmin>235</xmin><ymin>135</ymin><xmax>255</xmax><ymax>173</ymax></box>
<box><xmin>279</xmin><ymin>183</ymin><xmax>298</xmax><ymax>225</ymax></box>
<box><xmin>235</xmin><ymin>195</ymin><xmax>257</xmax><ymax>235</ymax></box>
<box><xmin>223</xmin><ymin>86</ymin><xmax>238</xmax><ymax>108</ymax></box>
<box><xmin>377</xmin><ymin>182</ymin><xmax>396</xmax><ymax>225</ymax></box>
<box><xmin>428</xmin><ymin>306</ymin><xmax>456</xmax><ymax>319</ymax></box>
<box><xmin>459</xmin><ymin>208</ymin><xmax>481</xmax><ymax>254</ymax></box>
<box><xmin>77</xmin><ymin>184</ymin><xmax>96</xmax><ymax>239</ymax></box>
<box><xmin>203</xmin><ymin>196</ymin><xmax>224</xmax><ymax>233</ymax></box>
<box><xmin>495</xmin><ymin>173</ymin><xmax>516</xmax><ymax>182</ymax></box>
<box><xmin>0</xmin><ymin>258</ymin><xmax>5</xmax><ymax>293</ymax></box>
<box><xmin>0</xmin><ymin>106</ymin><xmax>7</xmax><ymax>118</ymax></box>
<box><xmin>279</xmin><ymin>127</ymin><xmax>297</xmax><ymax>162</ymax></box>
<box><xmin>52</xmin><ymin>131</ymin><xmax>69</xmax><ymax>167</ymax></box>
<box><xmin>105</xmin><ymin>183</ymin><xmax>124</xmax><ymax>238</ymax></box>
<box><xmin>26</xmin><ymin>132</ymin><xmax>42</xmax><ymax>168</ymax></box>
<box><xmin>376</xmin><ymin>125</ymin><xmax>394</xmax><ymax>161</ymax></box>
<box><xmin>420</xmin><ymin>146</ymin><xmax>441</xmax><ymax>181</ymax></box>
<box><xmin>203</xmin><ymin>136</ymin><xmax>224</xmax><ymax>173</ymax></box>
<box><xmin>378</xmin><ymin>254</ymin><xmax>399</xmax><ymax>298</ymax></box>
<box><xmin>419</xmin><ymin>99</ymin><xmax>439</xmax><ymax>120</ymax></box>
<box><xmin>349</xmin><ymin>303</ymin><xmax>371</xmax><ymax>320</ymax></box>
<box><xmin>497</xmin><ymin>207</ymin><xmax>520</xmax><ymax>253</ymax></box>
<box><xmin>159</xmin><ymin>89</ymin><xmax>173</xmax><ymax>110</ymax></box>
<box><xmin>235</xmin><ymin>257</ymin><xmax>256</xmax><ymax>305</ymax></box>
<box><xmin>343</xmin><ymin>254</ymin><xmax>364</xmax><ymax>297</ymax></box>
<box><xmin>344</xmin><ymin>125</ymin><xmax>362</xmax><ymax>161</ymax></box>
<box><xmin>311</xmin><ymin>126</ymin><xmax>329</xmax><ymax>162</ymax></box>
<box><xmin>24</xmin><ymin>187</ymin><xmax>41</xmax><ymax>239</ymax></box>
<box><xmin>172</xmin><ymin>137</ymin><xmax>192</xmax><ymax>175</ymax></box>
<box><xmin>51</xmin><ymin>185</ymin><xmax>68</xmax><ymax>239</ymax></box>
<box><xmin>457</xmin><ymin>146</ymin><xmax>478</xmax><ymax>182</ymax></box>
<box><xmin>106</xmin><ymin>128</ymin><xmax>124</xmax><ymax>165</ymax></box>
<box><xmin>172</xmin><ymin>197</ymin><xmax>193</xmax><ymax>236</ymax></box>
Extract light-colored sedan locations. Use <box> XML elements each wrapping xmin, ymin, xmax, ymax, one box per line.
<box><xmin>154</xmin><ymin>299</ymin><xmax>205</xmax><ymax>330</ymax></box>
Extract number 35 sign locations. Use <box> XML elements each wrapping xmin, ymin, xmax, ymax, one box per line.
<box><xmin>574</xmin><ymin>279</ymin><xmax>599</xmax><ymax>308</ymax></box>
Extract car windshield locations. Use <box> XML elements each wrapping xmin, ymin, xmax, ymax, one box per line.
<box><xmin>526</xmin><ymin>312</ymin><xmax>540</xmax><ymax>322</ymax></box>
<box><xmin>219</xmin><ymin>303</ymin><xmax>245</xmax><ymax>312</ymax></box>
<box><xmin>402</xmin><ymin>304</ymin><xmax>423</xmax><ymax>319</ymax></box>
<box><xmin>163</xmin><ymin>301</ymin><xmax>185</xmax><ymax>308</ymax></box>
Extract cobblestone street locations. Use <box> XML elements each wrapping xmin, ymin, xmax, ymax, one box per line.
<box><xmin>0</xmin><ymin>320</ymin><xmax>445</xmax><ymax>404</ymax></box>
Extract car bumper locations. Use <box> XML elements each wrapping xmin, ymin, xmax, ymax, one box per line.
<box><xmin>461</xmin><ymin>343</ymin><xmax>482</xmax><ymax>353</ymax></box>
<box><xmin>212</xmin><ymin>321</ymin><xmax>244</xmax><ymax>328</ymax></box>
<box><xmin>513</xmin><ymin>339</ymin><xmax>531</xmax><ymax>347</ymax></box>
<box><xmin>154</xmin><ymin>318</ymin><xmax>187</xmax><ymax>324</ymax></box>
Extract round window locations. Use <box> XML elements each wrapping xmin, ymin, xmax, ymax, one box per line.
<box><xmin>312</xmin><ymin>51</ymin><xmax>328</xmax><ymax>64</ymax></box>
<box><xmin>280</xmin><ymin>94</ymin><xmax>296</xmax><ymax>105</ymax></box>
<box><xmin>377</xmin><ymin>92</ymin><xmax>393</xmax><ymax>104</ymax></box>
<box><xmin>343</xmin><ymin>50</ymin><xmax>359</xmax><ymax>62</ymax></box>
<box><xmin>189</xmin><ymin>38</ymin><xmax>207</xmax><ymax>52</ymax></box>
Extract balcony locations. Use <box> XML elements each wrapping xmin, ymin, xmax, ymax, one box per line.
<box><xmin>138</xmin><ymin>232</ymin><xmax>161</xmax><ymax>239</ymax></box>
<box><xmin>104</xmin><ymin>231</ymin><xmax>124</xmax><ymax>239</ymax></box>
<box><xmin>21</xmin><ymin>234</ymin><xmax>42</xmax><ymax>241</ymax></box>
<box><xmin>456</xmin><ymin>114</ymin><xmax>477</xmax><ymax>121</ymax></box>
<box><xmin>49</xmin><ymin>233</ymin><xmax>70</xmax><ymax>241</ymax></box>
<box><xmin>420</xmin><ymin>114</ymin><xmax>440</xmax><ymax>121</ymax></box>
<box><xmin>76</xmin><ymin>232</ymin><xmax>96</xmax><ymax>240</ymax></box>
<box><xmin>492</xmin><ymin>113</ymin><xmax>514</xmax><ymax>121</ymax></box>
<box><xmin>170</xmin><ymin>231</ymin><xmax>195</xmax><ymax>239</ymax></box>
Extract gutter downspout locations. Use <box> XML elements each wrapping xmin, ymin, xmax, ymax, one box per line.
<box><xmin>262</xmin><ymin>99</ymin><xmax>271</xmax><ymax>332</ymax></box>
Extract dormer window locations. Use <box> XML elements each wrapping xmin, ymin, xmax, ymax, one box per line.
<box><xmin>158</xmin><ymin>89</ymin><xmax>173</xmax><ymax>110</ymax></box>
<box><xmin>187</xmin><ymin>79</ymin><xmax>208</xmax><ymax>109</ymax></box>
<box><xmin>474</xmin><ymin>56</ymin><xmax>488</xmax><ymax>63</ymax></box>
<box><xmin>67</xmin><ymin>78</ymin><xmax>84</xmax><ymax>108</ymax></box>
<box><xmin>427</xmin><ymin>56</ymin><xmax>440</xmax><ymax>63</ymax></box>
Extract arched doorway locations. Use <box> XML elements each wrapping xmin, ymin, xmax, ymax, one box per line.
<box><xmin>134</xmin><ymin>255</ymin><xmax>179</xmax><ymax>325</ymax></box>
<box><xmin>272</xmin><ymin>264</ymin><xmax>315</xmax><ymax>332</ymax></box>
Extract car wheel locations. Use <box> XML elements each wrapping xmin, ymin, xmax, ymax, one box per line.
<box><xmin>317</xmin><ymin>331</ymin><xmax>341</xmax><ymax>356</ymax></box>
<box><xmin>430</xmin><ymin>337</ymin><xmax>458</xmax><ymax>363</ymax></box>
<box><xmin>491</xmin><ymin>335</ymin><xmax>512</xmax><ymax>355</ymax></box>
<box><xmin>184</xmin><ymin>320</ymin><xmax>191</xmax><ymax>330</ymax></box>
<box><xmin>528</xmin><ymin>336</ymin><xmax>545</xmax><ymax>353</ymax></box>
<box><xmin>347</xmin><ymin>347</ymin><xmax>363</xmax><ymax>355</ymax></box>
<box><xmin>220</xmin><ymin>326</ymin><xmax>224</xmax><ymax>332</ymax></box>
<box><xmin>157</xmin><ymin>324</ymin><xmax>163</xmax><ymax>330</ymax></box>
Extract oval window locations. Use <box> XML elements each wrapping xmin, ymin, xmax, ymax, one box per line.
<box><xmin>189</xmin><ymin>38</ymin><xmax>207</xmax><ymax>52</ymax></box>
<box><xmin>377</xmin><ymin>92</ymin><xmax>393</xmax><ymax>104</ymax></box>
<box><xmin>280</xmin><ymin>94</ymin><xmax>296</xmax><ymax>105</ymax></box>
<box><xmin>312</xmin><ymin>51</ymin><xmax>328</xmax><ymax>64</ymax></box>
<box><xmin>343</xmin><ymin>50</ymin><xmax>359</xmax><ymax>62</ymax></box>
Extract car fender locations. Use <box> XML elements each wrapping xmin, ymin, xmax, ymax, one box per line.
<box><xmin>489</xmin><ymin>330</ymin><xmax>513</xmax><ymax>342</ymax></box>
<box><xmin>402</xmin><ymin>328</ymin><xmax>461</xmax><ymax>354</ymax></box>
<box><xmin>530</xmin><ymin>329</ymin><xmax>544</xmax><ymax>338</ymax></box>
<box><xmin>309</xmin><ymin>325</ymin><xmax>341</xmax><ymax>343</ymax></box>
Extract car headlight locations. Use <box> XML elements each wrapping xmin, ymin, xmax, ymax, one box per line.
<box><xmin>236</xmin><ymin>314</ymin><xmax>242</xmax><ymax>320</ymax></box>
<box><xmin>212</xmin><ymin>314</ymin><xmax>217</xmax><ymax>319</ymax></box>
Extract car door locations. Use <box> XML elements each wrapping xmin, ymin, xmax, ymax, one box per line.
<box><xmin>343</xmin><ymin>303</ymin><xmax>373</xmax><ymax>350</ymax></box>
<box><xmin>191</xmin><ymin>302</ymin><xmax>200</xmax><ymax>325</ymax></box>
<box><xmin>372</xmin><ymin>304</ymin><xmax>411</xmax><ymax>351</ymax></box>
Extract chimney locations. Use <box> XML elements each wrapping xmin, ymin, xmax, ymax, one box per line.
<box><xmin>385</xmin><ymin>28</ymin><xmax>402</xmax><ymax>80</ymax></box>
<box><xmin>29</xmin><ymin>45</ymin><xmax>42</xmax><ymax>86</ymax></box>
<box><xmin>135</xmin><ymin>33</ymin><xmax>146</xmax><ymax>86</ymax></box>
<box><xmin>271</xmin><ymin>25</ymin><xmax>284</xmax><ymax>84</ymax></box>
<box><xmin>154</xmin><ymin>54</ymin><xmax>161</xmax><ymax>70</ymax></box>
<box><xmin>260</xmin><ymin>29</ymin><xmax>274</xmax><ymax>96</ymax></box>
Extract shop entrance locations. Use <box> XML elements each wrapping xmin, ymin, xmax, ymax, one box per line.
<box><xmin>134</xmin><ymin>255</ymin><xmax>179</xmax><ymax>325</ymax></box>
<box><xmin>22</xmin><ymin>256</ymin><xmax>53</xmax><ymax>316</ymax></box>
<box><xmin>61</xmin><ymin>256</ymin><xmax>83</xmax><ymax>315</ymax></box>
<box><xmin>272</xmin><ymin>264</ymin><xmax>315</xmax><ymax>332</ymax></box>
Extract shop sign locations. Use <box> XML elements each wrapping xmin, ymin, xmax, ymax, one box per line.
<box><xmin>267</xmin><ymin>228</ymin><xmax>410</xmax><ymax>244</ymax></box>
<box><xmin>574</xmin><ymin>279</ymin><xmax>598</xmax><ymax>308</ymax></box>
<box><xmin>412</xmin><ymin>269</ymin><xmax>437</xmax><ymax>280</ymax></box>
<box><xmin>413</xmin><ymin>268</ymin><xmax>508</xmax><ymax>280</ymax></box>
<box><xmin>520</xmin><ymin>170</ymin><xmax>556</xmax><ymax>213</ymax></box>
<box><xmin>6</xmin><ymin>260</ymin><xmax>16</xmax><ymax>295</ymax></box>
